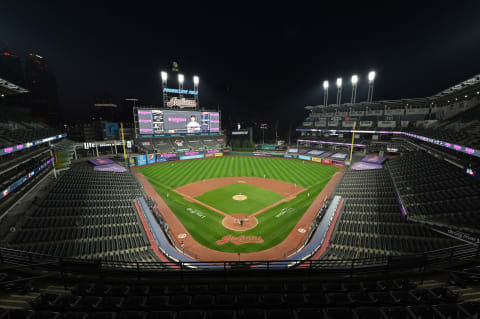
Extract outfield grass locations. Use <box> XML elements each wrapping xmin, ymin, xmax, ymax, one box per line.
<box><xmin>139</xmin><ymin>156</ymin><xmax>339</xmax><ymax>253</ymax></box>
<box><xmin>195</xmin><ymin>183</ymin><xmax>284</xmax><ymax>215</ymax></box>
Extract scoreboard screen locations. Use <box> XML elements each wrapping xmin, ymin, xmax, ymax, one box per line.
<box><xmin>138</xmin><ymin>109</ymin><xmax>220</xmax><ymax>135</ymax></box>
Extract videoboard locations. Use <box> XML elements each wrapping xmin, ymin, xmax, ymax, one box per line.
<box><xmin>138</xmin><ymin>109</ymin><xmax>220</xmax><ymax>135</ymax></box>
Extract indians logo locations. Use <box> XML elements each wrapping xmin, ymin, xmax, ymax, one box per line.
<box><xmin>216</xmin><ymin>235</ymin><xmax>264</xmax><ymax>245</ymax></box>
<box><xmin>175</xmin><ymin>139</ymin><xmax>184</xmax><ymax>147</ymax></box>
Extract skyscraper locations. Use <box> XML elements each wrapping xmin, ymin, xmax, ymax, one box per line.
<box><xmin>0</xmin><ymin>46</ymin><xmax>24</xmax><ymax>87</ymax></box>
<box><xmin>25</xmin><ymin>53</ymin><xmax>59</xmax><ymax>123</ymax></box>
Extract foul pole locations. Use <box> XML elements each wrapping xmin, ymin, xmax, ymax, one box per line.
<box><xmin>349</xmin><ymin>122</ymin><xmax>356</xmax><ymax>163</ymax></box>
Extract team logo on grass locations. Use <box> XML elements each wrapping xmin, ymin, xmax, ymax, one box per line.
<box><xmin>186</xmin><ymin>208</ymin><xmax>206</xmax><ymax>219</ymax></box>
<box><xmin>216</xmin><ymin>235</ymin><xmax>264</xmax><ymax>245</ymax></box>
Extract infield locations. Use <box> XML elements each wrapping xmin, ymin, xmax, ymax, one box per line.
<box><xmin>195</xmin><ymin>183</ymin><xmax>283</xmax><ymax>215</ymax></box>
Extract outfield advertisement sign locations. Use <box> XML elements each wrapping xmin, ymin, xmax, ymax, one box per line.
<box><xmin>322</xmin><ymin>159</ymin><xmax>332</xmax><ymax>165</ymax></box>
<box><xmin>156</xmin><ymin>157</ymin><xmax>168</xmax><ymax>162</ymax></box>
<box><xmin>284</xmin><ymin>154</ymin><xmax>294</xmax><ymax>158</ymax></box>
<box><xmin>147</xmin><ymin>154</ymin><xmax>156</xmax><ymax>164</ymax></box>
<box><xmin>136</xmin><ymin>155</ymin><xmax>147</xmax><ymax>166</ymax></box>
<box><xmin>205</xmin><ymin>153</ymin><xmax>214</xmax><ymax>158</ymax></box>
<box><xmin>214</xmin><ymin>153</ymin><xmax>223</xmax><ymax>157</ymax></box>
<box><xmin>180</xmin><ymin>154</ymin><xmax>205</xmax><ymax>160</ymax></box>
<box><xmin>207</xmin><ymin>149</ymin><xmax>219</xmax><ymax>154</ymax></box>
<box><xmin>160</xmin><ymin>153</ymin><xmax>177</xmax><ymax>158</ymax></box>
<box><xmin>312</xmin><ymin>157</ymin><xmax>322</xmax><ymax>163</ymax></box>
<box><xmin>298</xmin><ymin>155</ymin><xmax>312</xmax><ymax>161</ymax></box>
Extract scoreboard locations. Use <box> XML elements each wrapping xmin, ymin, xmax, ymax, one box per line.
<box><xmin>137</xmin><ymin>109</ymin><xmax>220</xmax><ymax>136</ymax></box>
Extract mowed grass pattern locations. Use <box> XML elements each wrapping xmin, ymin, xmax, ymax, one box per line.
<box><xmin>195</xmin><ymin>183</ymin><xmax>284</xmax><ymax>215</ymax></box>
<box><xmin>139</xmin><ymin>157</ymin><xmax>339</xmax><ymax>253</ymax></box>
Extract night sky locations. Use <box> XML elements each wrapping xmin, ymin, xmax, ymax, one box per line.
<box><xmin>1</xmin><ymin>2</ymin><xmax>480</xmax><ymax>131</ymax></box>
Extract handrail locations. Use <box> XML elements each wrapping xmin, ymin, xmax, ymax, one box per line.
<box><xmin>0</xmin><ymin>242</ymin><xmax>478</xmax><ymax>275</ymax></box>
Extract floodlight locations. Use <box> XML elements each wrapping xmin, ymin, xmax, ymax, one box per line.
<box><xmin>161</xmin><ymin>71</ymin><xmax>168</xmax><ymax>81</ymax></box>
<box><xmin>323</xmin><ymin>80</ymin><xmax>329</xmax><ymax>89</ymax></box>
<box><xmin>178</xmin><ymin>73</ymin><xmax>184</xmax><ymax>84</ymax></box>
<box><xmin>336</xmin><ymin>78</ymin><xmax>342</xmax><ymax>88</ymax></box>
<box><xmin>193</xmin><ymin>75</ymin><xmax>199</xmax><ymax>85</ymax></box>
<box><xmin>351</xmin><ymin>75</ymin><xmax>358</xmax><ymax>84</ymax></box>
<box><xmin>368</xmin><ymin>71</ymin><xmax>376</xmax><ymax>82</ymax></box>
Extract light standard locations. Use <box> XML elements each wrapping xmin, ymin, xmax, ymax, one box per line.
<box><xmin>323</xmin><ymin>80</ymin><xmax>329</xmax><ymax>106</ymax></box>
<box><xmin>161</xmin><ymin>71</ymin><xmax>168</xmax><ymax>108</ymax></box>
<box><xmin>336</xmin><ymin>78</ymin><xmax>342</xmax><ymax>105</ymax></box>
<box><xmin>351</xmin><ymin>75</ymin><xmax>358</xmax><ymax>104</ymax></box>
<box><xmin>178</xmin><ymin>73</ymin><xmax>184</xmax><ymax>100</ymax></box>
<box><xmin>367</xmin><ymin>71</ymin><xmax>376</xmax><ymax>102</ymax></box>
<box><xmin>193</xmin><ymin>75</ymin><xmax>199</xmax><ymax>109</ymax></box>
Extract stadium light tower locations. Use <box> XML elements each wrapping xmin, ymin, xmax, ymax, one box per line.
<box><xmin>178</xmin><ymin>73</ymin><xmax>184</xmax><ymax>99</ymax></box>
<box><xmin>193</xmin><ymin>75</ymin><xmax>199</xmax><ymax>109</ymax></box>
<box><xmin>367</xmin><ymin>71</ymin><xmax>376</xmax><ymax>102</ymax></box>
<box><xmin>160</xmin><ymin>71</ymin><xmax>168</xmax><ymax>108</ymax></box>
<box><xmin>323</xmin><ymin>80</ymin><xmax>329</xmax><ymax>106</ymax></box>
<box><xmin>336</xmin><ymin>77</ymin><xmax>342</xmax><ymax>105</ymax></box>
<box><xmin>351</xmin><ymin>75</ymin><xmax>358</xmax><ymax>104</ymax></box>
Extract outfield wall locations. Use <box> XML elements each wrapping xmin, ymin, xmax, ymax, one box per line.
<box><xmin>132</xmin><ymin>148</ymin><xmax>345</xmax><ymax>169</ymax></box>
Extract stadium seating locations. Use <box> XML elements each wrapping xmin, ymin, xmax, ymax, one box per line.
<box><xmin>386</xmin><ymin>151</ymin><xmax>480</xmax><ymax>231</ymax></box>
<box><xmin>2</xmin><ymin>163</ymin><xmax>157</xmax><ymax>262</ymax></box>
<box><xmin>19</xmin><ymin>278</ymin><xmax>478</xmax><ymax>319</ymax></box>
<box><xmin>322</xmin><ymin>169</ymin><xmax>459</xmax><ymax>264</ymax></box>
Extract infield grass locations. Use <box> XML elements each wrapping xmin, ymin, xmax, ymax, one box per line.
<box><xmin>195</xmin><ymin>183</ymin><xmax>284</xmax><ymax>215</ymax></box>
<box><xmin>139</xmin><ymin>156</ymin><xmax>339</xmax><ymax>253</ymax></box>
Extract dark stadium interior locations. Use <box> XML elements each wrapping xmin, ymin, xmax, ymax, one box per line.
<box><xmin>0</xmin><ymin>2</ymin><xmax>480</xmax><ymax>319</ymax></box>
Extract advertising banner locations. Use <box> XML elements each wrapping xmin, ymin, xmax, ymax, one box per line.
<box><xmin>284</xmin><ymin>154</ymin><xmax>294</xmax><ymax>158</ymax></box>
<box><xmin>180</xmin><ymin>154</ymin><xmax>205</xmax><ymax>160</ymax></box>
<box><xmin>312</xmin><ymin>157</ymin><xmax>322</xmax><ymax>163</ymax></box>
<box><xmin>156</xmin><ymin>157</ymin><xmax>168</xmax><ymax>162</ymax></box>
<box><xmin>105</xmin><ymin>123</ymin><xmax>119</xmax><ymax>137</ymax></box>
<box><xmin>307</xmin><ymin>150</ymin><xmax>324</xmax><ymax>155</ymax></box>
<box><xmin>299</xmin><ymin>155</ymin><xmax>312</xmax><ymax>161</ymax></box>
<box><xmin>147</xmin><ymin>154</ymin><xmax>156</xmax><ymax>164</ymax></box>
<box><xmin>167</xmin><ymin>156</ymin><xmax>179</xmax><ymax>162</ymax></box>
<box><xmin>136</xmin><ymin>155</ymin><xmax>147</xmax><ymax>166</ymax></box>
<box><xmin>160</xmin><ymin>153</ymin><xmax>177</xmax><ymax>158</ymax></box>
<box><xmin>322</xmin><ymin>159</ymin><xmax>332</xmax><ymax>165</ymax></box>
<box><xmin>207</xmin><ymin>149</ymin><xmax>219</xmax><ymax>154</ymax></box>
<box><xmin>205</xmin><ymin>153</ymin><xmax>214</xmax><ymax>158</ymax></box>
<box><xmin>214</xmin><ymin>153</ymin><xmax>223</xmax><ymax>157</ymax></box>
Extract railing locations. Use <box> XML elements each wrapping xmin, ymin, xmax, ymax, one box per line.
<box><xmin>0</xmin><ymin>243</ymin><xmax>478</xmax><ymax>276</ymax></box>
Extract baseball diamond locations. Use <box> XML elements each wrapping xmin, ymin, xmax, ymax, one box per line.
<box><xmin>137</xmin><ymin>156</ymin><xmax>340</xmax><ymax>254</ymax></box>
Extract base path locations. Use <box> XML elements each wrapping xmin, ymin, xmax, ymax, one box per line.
<box><xmin>173</xmin><ymin>177</ymin><xmax>306</xmax><ymax>221</ymax></box>
<box><xmin>132</xmin><ymin>168</ymin><xmax>344</xmax><ymax>261</ymax></box>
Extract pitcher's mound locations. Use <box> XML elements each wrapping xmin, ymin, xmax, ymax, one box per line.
<box><xmin>232</xmin><ymin>194</ymin><xmax>247</xmax><ymax>201</ymax></box>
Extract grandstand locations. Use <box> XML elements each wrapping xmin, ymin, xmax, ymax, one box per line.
<box><xmin>0</xmin><ymin>72</ymin><xmax>479</xmax><ymax>318</ymax></box>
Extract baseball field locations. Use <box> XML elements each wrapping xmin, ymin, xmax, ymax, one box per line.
<box><xmin>138</xmin><ymin>156</ymin><xmax>339</xmax><ymax>253</ymax></box>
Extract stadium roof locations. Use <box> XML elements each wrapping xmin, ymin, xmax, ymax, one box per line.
<box><xmin>0</xmin><ymin>77</ymin><xmax>29</xmax><ymax>95</ymax></box>
<box><xmin>307</xmin><ymin>74</ymin><xmax>480</xmax><ymax>111</ymax></box>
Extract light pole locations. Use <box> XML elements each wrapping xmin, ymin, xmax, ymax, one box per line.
<box><xmin>367</xmin><ymin>71</ymin><xmax>376</xmax><ymax>102</ymax></box>
<box><xmin>178</xmin><ymin>73</ymin><xmax>184</xmax><ymax>100</ymax></box>
<box><xmin>323</xmin><ymin>80</ymin><xmax>329</xmax><ymax>106</ymax></box>
<box><xmin>336</xmin><ymin>78</ymin><xmax>342</xmax><ymax>105</ymax></box>
<box><xmin>351</xmin><ymin>75</ymin><xmax>358</xmax><ymax>104</ymax></box>
<box><xmin>193</xmin><ymin>75</ymin><xmax>199</xmax><ymax>109</ymax></box>
<box><xmin>161</xmin><ymin>71</ymin><xmax>168</xmax><ymax>108</ymax></box>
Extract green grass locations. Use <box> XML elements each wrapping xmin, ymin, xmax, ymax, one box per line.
<box><xmin>195</xmin><ymin>183</ymin><xmax>284</xmax><ymax>215</ymax></box>
<box><xmin>139</xmin><ymin>156</ymin><xmax>339</xmax><ymax>253</ymax></box>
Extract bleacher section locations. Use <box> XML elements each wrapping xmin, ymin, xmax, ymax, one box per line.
<box><xmin>386</xmin><ymin>151</ymin><xmax>480</xmax><ymax>233</ymax></box>
<box><xmin>1</xmin><ymin>163</ymin><xmax>157</xmax><ymax>262</ymax></box>
<box><xmin>322</xmin><ymin>169</ymin><xmax>459</xmax><ymax>265</ymax></box>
